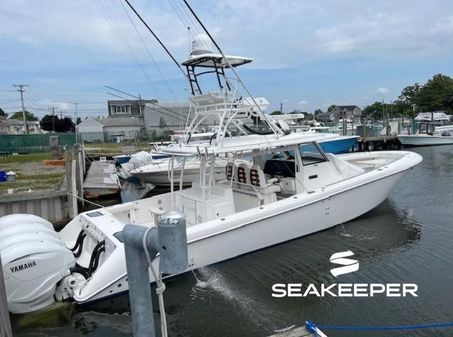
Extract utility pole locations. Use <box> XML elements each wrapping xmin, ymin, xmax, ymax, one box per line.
<box><xmin>50</xmin><ymin>107</ymin><xmax>56</xmax><ymax>133</ymax></box>
<box><xmin>280</xmin><ymin>102</ymin><xmax>283</xmax><ymax>114</ymax></box>
<box><xmin>138</xmin><ymin>94</ymin><xmax>143</xmax><ymax>116</ymax></box>
<box><xmin>73</xmin><ymin>102</ymin><xmax>78</xmax><ymax>142</ymax></box>
<box><xmin>13</xmin><ymin>84</ymin><xmax>29</xmax><ymax>134</ymax></box>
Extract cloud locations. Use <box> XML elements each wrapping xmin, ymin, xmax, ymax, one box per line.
<box><xmin>2</xmin><ymin>0</ymin><xmax>453</xmax><ymax>69</ymax></box>
<box><xmin>298</xmin><ymin>100</ymin><xmax>308</xmax><ymax>105</ymax></box>
<box><xmin>1</xmin><ymin>1</ymin><xmax>453</xmax><ymax>114</ymax></box>
<box><xmin>376</xmin><ymin>87</ymin><xmax>390</xmax><ymax>94</ymax></box>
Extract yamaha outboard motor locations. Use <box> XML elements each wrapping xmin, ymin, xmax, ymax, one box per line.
<box><xmin>0</xmin><ymin>214</ymin><xmax>75</xmax><ymax>314</ymax></box>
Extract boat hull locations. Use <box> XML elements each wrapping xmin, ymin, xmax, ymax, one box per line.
<box><xmin>318</xmin><ymin>136</ymin><xmax>358</xmax><ymax>154</ymax></box>
<box><xmin>398</xmin><ymin>134</ymin><xmax>453</xmax><ymax>146</ymax></box>
<box><xmin>71</xmin><ymin>152</ymin><xmax>420</xmax><ymax>304</ymax></box>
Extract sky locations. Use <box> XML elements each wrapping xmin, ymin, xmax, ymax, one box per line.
<box><xmin>0</xmin><ymin>0</ymin><xmax>453</xmax><ymax>119</ymax></box>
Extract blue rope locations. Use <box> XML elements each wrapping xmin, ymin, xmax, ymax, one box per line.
<box><xmin>306</xmin><ymin>320</ymin><xmax>453</xmax><ymax>333</ymax></box>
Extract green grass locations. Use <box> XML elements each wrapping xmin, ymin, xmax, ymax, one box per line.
<box><xmin>0</xmin><ymin>173</ymin><xmax>64</xmax><ymax>193</ymax></box>
<box><xmin>0</xmin><ymin>152</ymin><xmax>51</xmax><ymax>164</ymax></box>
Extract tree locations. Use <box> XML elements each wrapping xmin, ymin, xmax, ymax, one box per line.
<box><xmin>398</xmin><ymin>83</ymin><xmax>421</xmax><ymax>107</ymax></box>
<box><xmin>40</xmin><ymin>114</ymin><xmax>59</xmax><ymax>132</ymax></box>
<box><xmin>40</xmin><ymin>114</ymin><xmax>74</xmax><ymax>132</ymax></box>
<box><xmin>8</xmin><ymin>110</ymin><xmax>38</xmax><ymax>121</ymax></box>
<box><xmin>327</xmin><ymin>105</ymin><xmax>336</xmax><ymax>113</ymax></box>
<box><xmin>415</xmin><ymin>74</ymin><xmax>453</xmax><ymax>112</ymax></box>
<box><xmin>76</xmin><ymin>117</ymin><xmax>82</xmax><ymax>125</ymax></box>
<box><xmin>270</xmin><ymin>110</ymin><xmax>282</xmax><ymax>115</ymax></box>
<box><xmin>0</xmin><ymin>108</ymin><xmax>6</xmax><ymax>117</ymax></box>
<box><xmin>314</xmin><ymin>109</ymin><xmax>324</xmax><ymax>116</ymax></box>
<box><xmin>59</xmin><ymin>117</ymin><xmax>75</xmax><ymax>132</ymax></box>
<box><xmin>397</xmin><ymin>74</ymin><xmax>453</xmax><ymax>114</ymax></box>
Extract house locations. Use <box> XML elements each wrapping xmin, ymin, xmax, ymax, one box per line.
<box><xmin>330</xmin><ymin>105</ymin><xmax>362</xmax><ymax>123</ymax></box>
<box><xmin>0</xmin><ymin>118</ymin><xmax>41</xmax><ymax>134</ymax></box>
<box><xmin>143</xmin><ymin>102</ymin><xmax>190</xmax><ymax>136</ymax></box>
<box><xmin>100</xmin><ymin>117</ymin><xmax>145</xmax><ymax>142</ymax></box>
<box><xmin>108</xmin><ymin>99</ymin><xmax>157</xmax><ymax>118</ymax></box>
<box><xmin>77</xmin><ymin>117</ymin><xmax>145</xmax><ymax>142</ymax></box>
<box><xmin>76</xmin><ymin>118</ymin><xmax>104</xmax><ymax>142</ymax></box>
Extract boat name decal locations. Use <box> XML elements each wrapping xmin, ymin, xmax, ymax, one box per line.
<box><xmin>10</xmin><ymin>261</ymin><xmax>37</xmax><ymax>273</ymax></box>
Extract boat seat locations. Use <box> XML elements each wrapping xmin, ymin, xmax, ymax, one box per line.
<box><xmin>226</xmin><ymin>161</ymin><xmax>280</xmax><ymax>204</ymax></box>
<box><xmin>250</xmin><ymin>165</ymin><xmax>281</xmax><ymax>203</ymax></box>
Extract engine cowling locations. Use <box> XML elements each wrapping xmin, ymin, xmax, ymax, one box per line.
<box><xmin>0</xmin><ymin>214</ymin><xmax>75</xmax><ymax>314</ymax></box>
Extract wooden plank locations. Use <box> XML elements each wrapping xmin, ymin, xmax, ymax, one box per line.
<box><xmin>0</xmin><ymin>255</ymin><xmax>13</xmax><ymax>337</ymax></box>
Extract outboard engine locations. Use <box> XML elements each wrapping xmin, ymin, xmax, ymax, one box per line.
<box><xmin>0</xmin><ymin>214</ymin><xmax>75</xmax><ymax>314</ymax></box>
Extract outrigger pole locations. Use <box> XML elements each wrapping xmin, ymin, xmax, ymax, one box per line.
<box><xmin>181</xmin><ymin>0</ymin><xmax>284</xmax><ymax>136</ymax></box>
<box><xmin>123</xmin><ymin>0</ymin><xmax>189</xmax><ymax>80</ymax></box>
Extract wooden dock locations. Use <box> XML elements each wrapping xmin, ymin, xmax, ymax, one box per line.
<box><xmin>356</xmin><ymin>135</ymin><xmax>401</xmax><ymax>152</ymax></box>
<box><xmin>267</xmin><ymin>325</ymin><xmax>327</xmax><ymax>337</ymax></box>
<box><xmin>83</xmin><ymin>160</ymin><xmax>121</xmax><ymax>199</ymax></box>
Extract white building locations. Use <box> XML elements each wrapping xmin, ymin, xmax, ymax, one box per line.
<box><xmin>76</xmin><ymin>119</ymin><xmax>104</xmax><ymax>142</ymax></box>
<box><xmin>100</xmin><ymin>117</ymin><xmax>144</xmax><ymax>142</ymax></box>
<box><xmin>0</xmin><ymin>118</ymin><xmax>41</xmax><ymax>135</ymax></box>
<box><xmin>77</xmin><ymin>117</ymin><xmax>145</xmax><ymax>142</ymax></box>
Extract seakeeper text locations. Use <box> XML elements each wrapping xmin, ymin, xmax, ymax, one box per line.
<box><xmin>272</xmin><ymin>283</ymin><xmax>418</xmax><ymax>298</ymax></box>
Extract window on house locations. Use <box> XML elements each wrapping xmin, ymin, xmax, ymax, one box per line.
<box><xmin>111</xmin><ymin>105</ymin><xmax>131</xmax><ymax>114</ymax></box>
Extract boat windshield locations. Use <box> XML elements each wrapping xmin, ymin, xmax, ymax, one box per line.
<box><xmin>299</xmin><ymin>143</ymin><xmax>327</xmax><ymax>166</ymax></box>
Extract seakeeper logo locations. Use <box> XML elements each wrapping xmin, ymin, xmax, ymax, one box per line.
<box><xmin>272</xmin><ymin>250</ymin><xmax>418</xmax><ymax>298</ymax></box>
<box><xmin>329</xmin><ymin>250</ymin><xmax>359</xmax><ymax>277</ymax></box>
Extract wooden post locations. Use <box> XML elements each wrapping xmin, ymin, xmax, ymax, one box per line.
<box><xmin>65</xmin><ymin>150</ymin><xmax>78</xmax><ymax>219</ymax></box>
<box><xmin>76</xmin><ymin>146</ymin><xmax>84</xmax><ymax>207</ymax></box>
<box><xmin>71</xmin><ymin>159</ymin><xmax>78</xmax><ymax>217</ymax></box>
<box><xmin>0</xmin><ymin>255</ymin><xmax>13</xmax><ymax>337</ymax></box>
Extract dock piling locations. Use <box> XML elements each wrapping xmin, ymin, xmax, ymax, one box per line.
<box><xmin>115</xmin><ymin>211</ymin><xmax>188</xmax><ymax>337</ymax></box>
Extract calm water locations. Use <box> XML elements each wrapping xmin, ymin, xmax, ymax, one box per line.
<box><xmin>10</xmin><ymin>146</ymin><xmax>453</xmax><ymax>337</ymax></box>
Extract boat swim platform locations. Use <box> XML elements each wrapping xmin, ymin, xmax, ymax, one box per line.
<box><xmin>266</xmin><ymin>325</ymin><xmax>327</xmax><ymax>337</ymax></box>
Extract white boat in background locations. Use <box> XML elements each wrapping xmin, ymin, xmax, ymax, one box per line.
<box><xmin>0</xmin><ymin>33</ymin><xmax>422</xmax><ymax>314</ymax></box>
<box><xmin>129</xmin><ymin>156</ymin><xmax>226</xmax><ymax>187</ymax></box>
<box><xmin>271</xmin><ymin>114</ymin><xmax>359</xmax><ymax>153</ymax></box>
<box><xmin>398</xmin><ymin>112</ymin><xmax>453</xmax><ymax>146</ymax></box>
